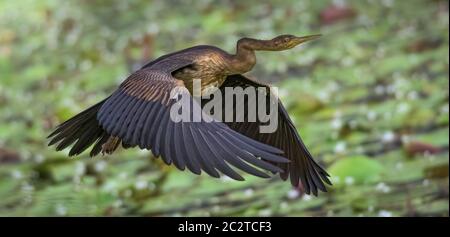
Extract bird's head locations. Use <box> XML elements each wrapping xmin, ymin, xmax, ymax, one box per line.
<box><xmin>269</xmin><ymin>34</ymin><xmax>322</xmax><ymax>50</ymax></box>
<box><xmin>237</xmin><ymin>34</ymin><xmax>321</xmax><ymax>52</ymax></box>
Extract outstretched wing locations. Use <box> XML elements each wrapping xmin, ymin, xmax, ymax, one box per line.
<box><xmin>214</xmin><ymin>74</ymin><xmax>331</xmax><ymax>195</ymax></box>
<box><xmin>96</xmin><ymin>61</ymin><xmax>289</xmax><ymax>181</ymax></box>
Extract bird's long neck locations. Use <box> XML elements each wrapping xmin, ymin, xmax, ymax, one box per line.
<box><xmin>228</xmin><ymin>38</ymin><xmax>271</xmax><ymax>74</ymax></box>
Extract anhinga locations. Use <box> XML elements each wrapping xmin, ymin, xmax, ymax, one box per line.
<box><xmin>48</xmin><ymin>34</ymin><xmax>331</xmax><ymax>196</ymax></box>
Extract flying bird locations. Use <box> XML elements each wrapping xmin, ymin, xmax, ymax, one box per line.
<box><xmin>48</xmin><ymin>34</ymin><xmax>331</xmax><ymax>195</ymax></box>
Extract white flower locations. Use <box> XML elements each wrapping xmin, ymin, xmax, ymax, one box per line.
<box><xmin>378</xmin><ymin>210</ymin><xmax>393</xmax><ymax>217</ymax></box>
<box><xmin>367</xmin><ymin>111</ymin><xmax>377</xmax><ymax>121</ymax></box>
<box><xmin>244</xmin><ymin>188</ymin><xmax>254</xmax><ymax>197</ymax></box>
<box><xmin>123</xmin><ymin>189</ymin><xmax>132</xmax><ymax>197</ymax></box>
<box><xmin>55</xmin><ymin>204</ymin><xmax>67</xmax><ymax>216</ymax></box>
<box><xmin>441</xmin><ymin>104</ymin><xmax>449</xmax><ymax>114</ymax></box>
<box><xmin>401</xmin><ymin>135</ymin><xmax>412</xmax><ymax>144</ymax></box>
<box><xmin>11</xmin><ymin>170</ymin><xmax>23</xmax><ymax>179</ymax></box>
<box><xmin>334</xmin><ymin>142</ymin><xmax>347</xmax><ymax>154</ymax></box>
<box><xmin>349</xmin><ymin>120</ymin><xmax>358</xmax><ymax>129</ymax></box>
<box><xmin>74</xmin><ymin>162</ymin><xmax>86</xmax><ymax>176</ymax></box>
<box><xmin>331</xmin><ymin>118</ymin><xmax>343</xmax><ymax>130</ymax></box>
<box><xmin>287</xmin><ymin>189</ymin><xmax>300</xmax><ymax>199</ymax></box>
<box><xmin>94</xmin><ymin>160</ymin><xmax>107</xmax><ymax>172</ymax></box>
<box><xmin>21</xmin><ymin>182</ymin><xmax>34</xmax><ymax>192</ymax></box>
<box><xmin>118</xmin><ymin>172</ymin><xmax>128</xmax><ymax>179</ymax></box>
<box><xmin>381</xmin><ymin>131</ymin><xmax>396</xmax><ymax>143</ymax></box>
<box><xmin>147</xmin><ymin>182</ymin><xmax>156</xmax><ymax>191</ymax></box>
<box><xmin>134</xmin><ymin>180</ymin><xmax>148</xmax><ymax>190</ymax></box>
<box><xmin>332</xmin><ymin>176</ymin><xmax>341</xmax><ymax>184</ymax></box>
<box><xmin>407</xmin><ymin>91</ymin><xmax>419</xmax><ymax>100</ymax></box>
<box><xmin>342</xmin><ymin>57</ymin><xmax>354</xmax><ymax>67</ymax></box>
<box><xmin>212</xmin><ymin>205</ymin><xmax>221</xmax><ymax>212</ymax></box>
<box><xmin>34</xmin><ymin>154</ymin><xmax>44</xmax><ymax>163</ymax></box>
<box><xmin>382</xmin><ymin>0</ymin><xmax>394</xmax><ymax>7</ymax></box>
<box><xmin>302</xmin><ymin>195</ymin><xmax>312</xmax><ymax>201</ymax></box>
<box><xmin>258</xmin><ymin>209</ymin><xmax>272</xmax><ymax>217</ymax></box>
<box><xmin>344</xmin><ymin>176</ymin><xmax>355</xmax><ymax>186</ymax></box>
<box><xmin>103</xmin><ymin>181</ymin><xmax>117</xmax><ymax>192</ymax></box>
<box><xmin>395</xmin><ymin>162</ymin><xmax>403</xmax><ymax>170</ymax></box>
<box><xmin>374</xmin><ymin>85</ymin><xmax>385</xmax><ymax>95</ymax></box>
<box><xmin>375</xmin><ymin>182</ymin><xmax>391</xmax><ymax>193</ymax></box>
<box><xmin>79</xmin><ymin>60</ymin><xmax>92</xmax><ymax>71</ymax></box>
<box><xmin>397</xmin><ymin>103</ymin><xmax>410</xmax><ymax>114</ymax></box>
<box><xmin>386</xmin><ymin>84</ymin><xmax>396</xmax><ymax>94</ymax></box>
<box><xmin>113</xmin><ymin>200</ymin><xmax>123</xmax><ymax>208</ymax></box>
<box><xmin>317</xmin><ymin>91</ymin><xmax>330</xmax><ymax>101</ymax></box>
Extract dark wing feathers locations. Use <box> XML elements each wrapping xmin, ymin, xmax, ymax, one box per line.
<box><xmin>175</xmin><ymin>122</ymin><xmax>201</xmax><ymax>174</ymax></box>
<box><xmin>216</xmin><ymin>132</ymin><xmax>284</xmax><ymax>173</ymax></box>
<box><xmin>207</xmin><ymin>132</ymin><xmax>271</xmax><ymax>178</ymax></box>
<box><xmin>48</xmin><ymin>99</ymin><xmax>109</xmax><ymax>156</ymax></box>
<box><xmin>186</xmin><ymin>124</ymin><xmax>221</xmax><ymax>178</ymax></box>
<box><xmin>216</xmin><ymin>74</ymin><xmax>331</xmax><ymax>195</ymax></box>
<box><xmin>94</xmin><ymin>67</ymin><xmax>288</xmax><ymax>181</ymax></box>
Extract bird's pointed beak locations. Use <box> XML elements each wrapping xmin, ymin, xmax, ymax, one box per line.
<box><xmin>293</xmin><ymin>34</ymin><xmax>322</xmax><ymax>45</ymax></box>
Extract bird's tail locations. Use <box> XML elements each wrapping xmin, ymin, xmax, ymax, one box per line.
<box><xmin>47</xmin><ymin>99</ymin><xmax>114</xmax><ymax>157</ymax></box>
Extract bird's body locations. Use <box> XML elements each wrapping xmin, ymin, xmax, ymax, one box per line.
<box><xmin>48</xmin><ymin>34</ymin><xmax>331</xmax><ymax>195</ymax></box>
<box><xmin>170</xmin><ymin>46</ymin><xmax>232</xmax><ymax>95</ymax></box>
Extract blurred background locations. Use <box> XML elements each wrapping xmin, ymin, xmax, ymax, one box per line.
<box><xmin>0</xmin><ymin>0</ymin><xmax>448</xmax><ymax>217</ymax></box>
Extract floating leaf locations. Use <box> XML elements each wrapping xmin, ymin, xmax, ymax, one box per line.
<box><xmin>329</xmin><ymin>155</ymin><xmax>384</xmax><ymax>185</ymax></box>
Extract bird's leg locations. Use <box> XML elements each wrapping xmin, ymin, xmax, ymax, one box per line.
<box><xmin>101</xmin><ymin>136</ymin><xmax>121</xmax><ymax>155</ymax></box>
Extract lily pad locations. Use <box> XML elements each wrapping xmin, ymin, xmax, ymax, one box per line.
<box><xmin>329</xmin><ymin>155</ymin><xmax>384</xmax><ymax>186</ymax></box>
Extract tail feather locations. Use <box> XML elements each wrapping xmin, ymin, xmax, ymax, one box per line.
<box><xmin>68</xmin><ymin>122</ymin><xmax>104</xmax><ymax>156</ymax></box>
<box><xmin>48</xmin><ymin>99</ymin><xmax>110</xmax><ymax>157</ymax></box>
<box><xmin>47</xmin><ymin>101</ymin><xmax>101</xmax><ymax>139</ymax></box>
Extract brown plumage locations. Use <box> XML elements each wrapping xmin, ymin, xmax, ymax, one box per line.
<box><xmin>48</xmin><ymin>34</ymin><xmax>331</xmax><ymax>195</ymax></box>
